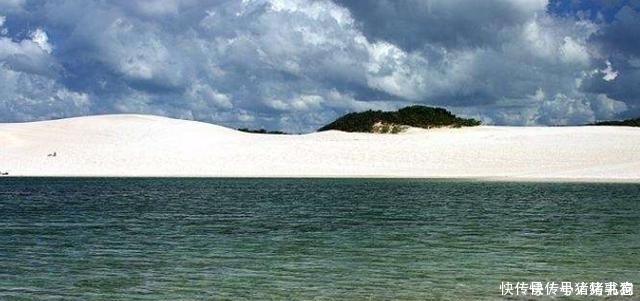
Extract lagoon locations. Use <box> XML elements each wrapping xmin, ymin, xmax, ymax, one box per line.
<box><xmin>1</xmin><ymin>178</ymin><xmax>638</xmax><ymax>300</ymax></box>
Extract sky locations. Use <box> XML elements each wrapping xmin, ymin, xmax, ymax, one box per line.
<box><xmin>0</xmin><ymin>0</ymin><xmax>639</xmax><ymax>132</ymax></box>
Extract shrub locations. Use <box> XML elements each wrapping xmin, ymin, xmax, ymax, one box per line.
<box><xmin>318</xmin><ymin>105</ymin><xmax>481</xmax><ymax>132</ymax></box>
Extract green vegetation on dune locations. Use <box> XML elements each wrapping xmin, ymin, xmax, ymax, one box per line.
<box><xmin>592</xmin><ymin>117</ymin><xmax>640</xmax><ymax>127</ymax></box>
<box><xmin>318</xmin><ymin>105</ymin><xmax>481</xmax><ymax>133</ymax></box>
<box><xmin>237</xmin><ymin>128</ymin><xmax>289</xmax><ymax>135</ymax></box>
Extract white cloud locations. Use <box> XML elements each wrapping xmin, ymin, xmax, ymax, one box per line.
<box><xmin>364</xmin><ymin>41</ymin><xmax>427</xmax><ymax>100</ymax></box>
<box><xmin>29</xmin><ymin>28</ymin><xmax>53</xmax><ymax>54</ymax></box>
<box><xmin>523</xmin><ymin>19</ymin><xmax>555</xmax><ymax>58</ymax></box>
<box><xmin>531</xmin><ymin>88</ymin><xmax>545</xmax><ymax>102</ymax></box>
<box><xmin>0</xmin><ymin>23</ymin><xmax>88</xmax><ymax>121</ymax></box>
<box><xmin>0</xmin><ymin>28</ymin><xmax>57</xmax><ymax>76</ymax></box>
<box><xmin>0</xmin><ymin>64</ymin><xmax>91</xmax><ymax>121</ymax></box>
<box><xmin>186</xmin><ymin>81</ymin><xmax>233</xmax><ymax>110</ymax></box>
<box><xmin>560</xmin><ymin>36</ymin><xmax>589</xmax><ymax>65</ymax></box>
<box><xmin>0</xmin><ymin>16</ymin><xmax>8</xmax><ymax>36</ymax></box>
<box><xmin>0</xmin><ymin>0</ymin><xmax>635</xmax><ymax>130</ymax></box>
<box><xmin>538</xmin><ymin>93</ymin><xmax>595</xmax><ymax>125</ymax></box>
<box><xmin>591</xmin><ymin>93</ymin><xmax>627</xmax><ymax>120</ymax></box>
<box><xmin>101</xmin><ymin>19</ymin><xmax>172</xmax><ymax>82</ymax></box>
<box><xmin>601</xmin><ymin>60</ymin><xmax>618</xmax><ymax>81</ymax></box>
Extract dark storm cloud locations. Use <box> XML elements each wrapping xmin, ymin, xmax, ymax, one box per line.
<box><xmin>581</xmin><ymin>5</ymin><xmax>640</xmax><ymax>112</ymax></box>
<box><xmin>0</xmin><ymin>0</ymin><xmax>638</xmax><ymax>131</ymax></box>
<box><xmin>590</xmin><ymin>5</ymin><xmax>640</xmax><ymax>59</ymax></box>
<box><xmin>333</xmin><ymin>0</ymin><xmax>546</xmax><ymax>50</ymax></box>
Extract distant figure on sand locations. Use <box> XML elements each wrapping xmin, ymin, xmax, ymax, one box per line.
<box><xmin>47</xmin><ymin>152</ymin><xmax>57</xmax><ymax>157</ymax></box>
<box><xmin>0</xmin><ymin>171</ymin><xmax>8</xmax><ymax>176</ymax></box>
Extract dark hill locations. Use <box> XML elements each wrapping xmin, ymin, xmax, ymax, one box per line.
<box><xmin>592</xmin><ymin>117</ymin><xmax>640</xmax><ymax>127</ymax></box>
<box><xmin>237</xmin><ymin>128</ymin><xmax>289</xmax><ymax>135</ymax></box>
<box><xmin>318</xmin><ymin>105</ymin><xmax>481</xmax><ymax>133</ymax></box>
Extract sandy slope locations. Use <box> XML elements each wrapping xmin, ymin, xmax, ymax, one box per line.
<box><xmin>1</xmin><ymin>114</ymin><xmax>639</xmax><ymax>180</ymax></box>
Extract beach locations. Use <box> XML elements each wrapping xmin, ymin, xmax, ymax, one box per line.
<box><xmin>1</xmin><ymin>114</ymin><xmax>640</xmax><ymax>180</ymax></box>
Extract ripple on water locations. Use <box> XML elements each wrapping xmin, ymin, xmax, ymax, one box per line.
<box><xmin>0</xmin><ymin>178</ymin><xmax>638</xmax><ymax>300</ymax></box>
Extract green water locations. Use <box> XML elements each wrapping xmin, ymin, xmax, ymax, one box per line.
<box><xmin>0</xmin><ymin>178</ymin><xmax>638</xmax><ymax>300</ymax></box>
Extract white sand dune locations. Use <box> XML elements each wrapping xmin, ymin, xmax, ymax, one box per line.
<box><xmin>1</xmin><ymin>114</ymin><xmax>640</xmax><ymax>181</ymax></box>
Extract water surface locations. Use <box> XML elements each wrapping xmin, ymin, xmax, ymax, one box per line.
<box><xmin>0</xmin><ymin>178</ymin><xmax>638</xmax><ymax>300</ymax></box>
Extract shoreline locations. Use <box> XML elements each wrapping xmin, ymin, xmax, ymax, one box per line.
<box><xmin>2</xmin><ymin>175</ymin><xmax>639</xmax><ymax>183</ymax></box>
